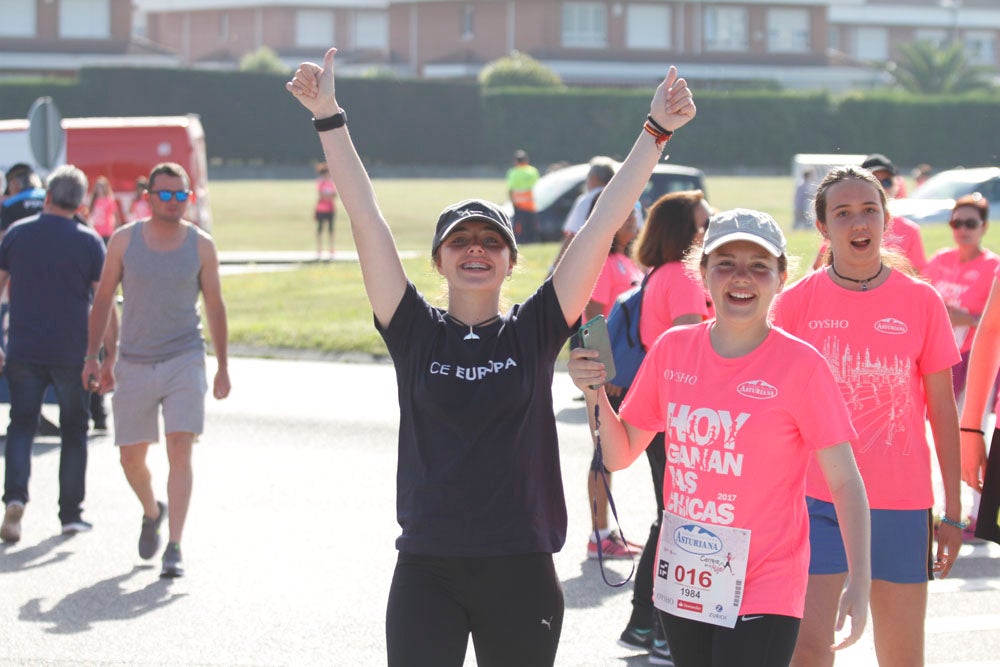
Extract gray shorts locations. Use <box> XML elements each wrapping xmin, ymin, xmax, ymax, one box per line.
<box><xmin>112</xmin><ymin>349</ymin><xmax>207</xmax><ymax>446</ymax></box>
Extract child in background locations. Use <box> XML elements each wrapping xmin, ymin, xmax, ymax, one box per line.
<box><xmin>315</xmin><ymin>162</ymin><xmax>337</xmax><ymax>259</ymax></box>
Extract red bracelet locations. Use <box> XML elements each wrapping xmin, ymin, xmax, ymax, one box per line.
<box><xmin>643</xmin><ymin>121</ymin><xmax>672</xmax><ymax>148</ymax></box>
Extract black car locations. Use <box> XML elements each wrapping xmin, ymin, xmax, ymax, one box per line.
<box><xmin>504</xmin><ymin>162</ymin><xmax>706</xmax><ymax>242</ymax></box>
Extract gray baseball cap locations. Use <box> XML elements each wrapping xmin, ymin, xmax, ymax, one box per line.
<box><xmin>703</xmin><ymin>208</ymin><xmax>786</xmax><ymax>257</ymax></box>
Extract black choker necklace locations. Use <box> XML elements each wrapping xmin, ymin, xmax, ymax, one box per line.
<box><xmin>446</xmin><ymin>313</ymin><xmax>501</xmax><ymax>340</ymax></box>
<box><xmin>830</xmin><ymin>262</ymin><xmax>884</xmax><ymax>291</ymax></box>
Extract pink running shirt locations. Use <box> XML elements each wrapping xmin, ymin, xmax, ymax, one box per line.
<box><xmin>924</xmin><ymin>248</ymin><xmax>1000</xmax><ymax>353</ymax></box>
<box><xmin>591</xmin><ymin>252</ymin><xmax>643</xmax><ymax>318</ymax></box>
<box><xmin>620</xmin><ymin>323</ymin><xmax>856</xmax><ymax>618</ymax></box>
<box><xmin>639</xmin><ymin>262</ymin><xmax>712</xmax><ymax>349</ymax></box>
<box><xmin>884</xmin><ymin>215</ymin><xmax>927</xmax><ymax>273</ymax></box>
<box><xmin>773</xmin><ymin>269</ymin><xmax>959</xmax><ymax>509</ymax></box>
<box><xmin>316</xmin><ymin>178</ymin><xmax>337</xmax><ymax>214</ymax></box>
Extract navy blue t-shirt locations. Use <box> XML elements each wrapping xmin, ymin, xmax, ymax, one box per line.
<box><xmin>0</xmin><ymin>213</ymin><xmax>106</xmax><ymax>366</ymax></box>
<box><xmin>378</xmin><ymin>280</ymin><xmax>577</xmax><ymax>556</ymax></box>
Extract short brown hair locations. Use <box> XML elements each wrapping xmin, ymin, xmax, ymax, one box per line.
<box><xmin>148</xmin><ymin>162</ymin><xmax>190</xmax><ymax>191</ymax></box>
<box><xmin>953</xmin><ymin>192</ymin><xmax>988</xmax><ymax>222</ymax></box>
<box><xmin>635</xmin><ymin>190</ymin><xmax>707</xmax><ymax>267</ymax></box>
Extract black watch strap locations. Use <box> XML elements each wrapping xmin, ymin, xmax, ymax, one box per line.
<box><xmin>313</xmin><ymin>111</ymin><xmax>347</xmax><ymax>132</ymax></box>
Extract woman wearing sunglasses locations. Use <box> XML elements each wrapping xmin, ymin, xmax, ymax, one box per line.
<box><xmin>926</xmin><ymin>193</ymin><xmax>1000</xmax><ymax>540</ymax></box>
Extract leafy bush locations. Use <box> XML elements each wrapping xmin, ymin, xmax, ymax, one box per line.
<box><xmin>239</xmin><ymin>47</ymin><xmax>290</xmax><ymax>75</ymax></box>
<box><xmin>478</xmin><ymin>52</ymin><xmax>563</xmax><ymax>90</ymax></box>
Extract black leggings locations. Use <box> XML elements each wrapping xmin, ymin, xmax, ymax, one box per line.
<box><xmin>658</xmin><ymin>611</ymin><xmax>800</xmax><ymax>667</ymax></box>
<box><xmin>386</xmin><ymin>552</ymin><xmax>564</xmax><ymax>667</ymax></box>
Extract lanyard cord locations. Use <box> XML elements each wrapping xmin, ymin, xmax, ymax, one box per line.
<box><xmin>591</xmin><ymin>400</ymin><xmax>636</xmax><ymax>587</ymax></box>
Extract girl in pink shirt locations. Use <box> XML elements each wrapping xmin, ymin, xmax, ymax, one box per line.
<box><xmin>569</xmin><ymin>209</ymin><xmax>870</xmax><ymax>667</ymax></box>
<box><xmin>612</xmin><ymin>189</ymin><xmax>715</xmax><ymax>659</ymax></box>
<box><xmin>772</xmin><ymin>166</ymin><xmax>962</xmax><ymax>667</ymax></box>
<box><xmin>88</xmin><ymin>176</ymin><xmax>121</xmax><ymax>242</ymax></box>
<box><xmin>315</xmin><ymin>162</ymin><xmax>337</xmax><ymax>258</ymax></box>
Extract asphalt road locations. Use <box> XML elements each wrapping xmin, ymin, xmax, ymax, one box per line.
<box><xmin>1</xmin><ymin>356</ymin><xmax>999</xmax><ymax>666</ymax></box>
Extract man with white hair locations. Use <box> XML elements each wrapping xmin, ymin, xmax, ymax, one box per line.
<box><xmin>0</xmin><ymin>165</ymin><xmax>116</xmax><ymax>543</ymax></box>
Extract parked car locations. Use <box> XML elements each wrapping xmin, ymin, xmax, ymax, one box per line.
<box><xmin>502</xmin><ymin>162</ymin><xmax>706</xmax><ymax>242</ymax></box>
<box><xmin>890</xmin><ymin>167</ymin><xmax>1000</xmax><ymax>224</ymax></box>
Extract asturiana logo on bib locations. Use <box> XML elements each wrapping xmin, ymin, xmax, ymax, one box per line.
<box><xmin>673</xmin><ymin>524</ymin><xmax>723</xmax><ymax>556</ymax></box>
<box><xmin>737</xmin><ymin>379</ymin><xmax>777</xmax><ymax>400</ymax></box>
<box><xmin>874</xmin><ymin>318</ymin><xmax>907</xmax><ymax>335</ymax></box>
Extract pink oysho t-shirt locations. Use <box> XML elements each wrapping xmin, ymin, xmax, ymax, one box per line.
<box><xmin>772</xmin><ymin>269</ymin><xmax>959</xmax><ymax>509</ymax></box>
<box><xmin>316</xmin><ymin>178</ymin><xmax>337</xmax><ymax>214</ymax></box>
<box><xmin>640</xmin><ymin>262</ymin><xmax>712</xmax><ymax>349</ymax></box>
<box><xmin>90</xmin><ymin>196</ymin><xmax>118</xmax><ymax>238</ymax></box>
<box><xmin>591</xmin><ymin>252</ymin><xmax>643</xmax><ymax>318</ymax></box>
<box><xmin>924</xmin><ymin>248</ymin><xmax>1000</xmax><ymax>353</ymax></box>
<box><xmin>620</xmin><ymin>323</ymin><xmax>856</xmax><ymax>618</ymax></box>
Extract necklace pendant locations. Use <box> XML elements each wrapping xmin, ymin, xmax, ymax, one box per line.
<box><xmin>861</xmin><ymin>281</ymin><xmax>869</xmax><ymax>291</ymax></box>
<box><xmin>464</xmin><ymin>326</ymin><xmax>480</xmax><ymax>341</ymax></box>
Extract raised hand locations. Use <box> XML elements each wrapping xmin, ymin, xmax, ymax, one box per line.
<box><xmin>285</xmin><ymin>47</ymin><xmax>340</xmax><ymax>119</ymax></box>
<box><xmin>649</xmin><ymin>66</ymin><xmax>696</xmax><ymax>133</ymax></box>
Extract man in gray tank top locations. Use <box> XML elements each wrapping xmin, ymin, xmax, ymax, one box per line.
<box><xmin>83</xmin><ymin>162</ymin><xmax>230</xmax><ymax>578</ymax></box>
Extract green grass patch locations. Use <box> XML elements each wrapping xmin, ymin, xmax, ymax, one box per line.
<box><xmin>212</xmin><ymin>176</ymin><xmax>995</xmax><ymax>356</ymax></box>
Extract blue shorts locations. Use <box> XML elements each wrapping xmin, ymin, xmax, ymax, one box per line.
<box><xmin>807</xmin><ymin>497</ymin><xmax>932</xmax><ymax>583</ymax></box>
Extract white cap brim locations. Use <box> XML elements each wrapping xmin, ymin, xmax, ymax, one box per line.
<box><xmin>703</xmin><ymin>231</ymin><xmax>782</xmax><ymax>257</ymax></box>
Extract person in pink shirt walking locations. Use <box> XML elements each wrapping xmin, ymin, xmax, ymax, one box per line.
<box><xmin>774</xmin><ymin>165</ymin><xmax>963</xmax><ymax>667</ymax></box>
<box><xmin>927</xmin><ymin>193</ymin><xmax>1000</xmax><ymax>539</ymax></box>
<box><xmin>87</xmin><ymin>176</ymin><xmax>122</xmax><ymax>243</ymax></box>
<box><xmin>569</xmin><ymin>209</ymin><xmax>870</xmax><ymax>667</ymax></box>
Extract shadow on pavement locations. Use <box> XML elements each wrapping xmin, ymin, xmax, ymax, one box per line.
<box><xmin>0</xmin><ymin>535</ymin><xmax>75</xmax><ymax>572</ymax></box>
<box><xmin>562</xmin><ymin>558</ymin><xmax>635</xmax><ymax>609</ymax></box>
<box><xmin>18</xmin><ymin>565</ymin><xmax>187</xmax><ymax>634</ymax></box>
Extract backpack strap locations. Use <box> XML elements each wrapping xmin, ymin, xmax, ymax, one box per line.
<box><xmin>635</xmin><ymin>264</ymin><xmax>663</xmax><ymax>353</ymax></box>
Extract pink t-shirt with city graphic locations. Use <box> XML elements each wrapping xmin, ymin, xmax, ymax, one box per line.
<box><xmin>620</xmin><ymin>323</ymin><xmax>856</xmax><ymax>618</ymax></box>
<box><xmin>924</xmin><ymin>248</ymin><xmax>1000</xmax><ymax>353</ymax></box>
<box><xmin>640</xmin><ymin>261</ymin><xmax>712</xmax><ymax>349</ymax></box>
<box><xmin>773</xmin><ymin>269</ymin><xmax>959</xmax><ymax>509</ymax></box>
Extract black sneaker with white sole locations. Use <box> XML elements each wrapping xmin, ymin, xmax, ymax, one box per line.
<box><xmin>161</xmin><ymin>541</ymin><xmax>184</xmax><ymax>578</ymax></box>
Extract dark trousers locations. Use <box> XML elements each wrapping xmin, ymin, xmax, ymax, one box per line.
<box><xmin>386</xmin><ymin>552</ymin><xmax>564</xmax><ymax>667</ymax></box>
<box><xmin>2</xmin><ymin>360</ymin><xmax>90</xmax><ymax>524</ymax></box>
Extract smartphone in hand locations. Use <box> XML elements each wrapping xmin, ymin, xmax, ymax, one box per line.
<box><xmin>579</xmin><ymin>314</ymin><xmax>617</xmax><ymax>387</ymax></box>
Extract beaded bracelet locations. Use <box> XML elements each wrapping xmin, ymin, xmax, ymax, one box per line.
<box><xmin>940</xmin><ymin>516</ymin><xmax>968</xmax><ymax>530</ymax></box>
<box><xmin>960</xmin><ymin>427</ymin><xmax>986</xmax><ymax>436</ymax></box>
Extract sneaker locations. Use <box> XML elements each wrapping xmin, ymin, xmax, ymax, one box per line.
<box><xmin>138</xmin><ymin>501</ymin><xmax>167</xmax><ymax>560</ymax></box>
<box><xmin>61</xmin><ymin>520</ymin><xmax>93</xmax><ymax>535</ymax></box>
<box><xmin>588</xmin><ymin>531</ymin><xmax>641</xmax><ymax>560</ymax></box>
<box><xmin>1</xmin><ymin>502</ymin><xmax>25</xmax><ymax>543</ymax></box>
<box><xmin>92</xmin><ymin>417</ymin><xmax>108</xmax><ymax>432</ymax></box>
<box><xmin>161</xmin><ymin>542</ymin><xmax>184</xmax><ymax>578</ymax></box>
<box><xmin>618</xmin><ymin>624</ymin><xmax>654</xmax><ymax>651</ymax></box>
<box><xmin>649</xmin><ymin>638</ymin><xmax>674</xmax><ymax>666</ymax></box>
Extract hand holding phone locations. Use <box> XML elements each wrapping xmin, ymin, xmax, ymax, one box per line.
<box><xmin>578</xmin><ymin>315</ymin><xmax>617</xmax><ymax>388</ymax></box>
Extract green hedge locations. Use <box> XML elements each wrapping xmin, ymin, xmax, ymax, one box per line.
<box><xmin>1</xmin><ymin>68</ymin><xmax>998</xmax><ymax>171</ymax></box>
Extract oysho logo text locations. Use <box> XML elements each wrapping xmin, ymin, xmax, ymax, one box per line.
<box><xmin>808</xmin><ymin>319</ymin><xmax>850</xmax><ymax>330</ymax></box>
<box><xmin>664</xmin><ymin>369</ymin><xmax>698</xmax><ymax>385</ymax></box>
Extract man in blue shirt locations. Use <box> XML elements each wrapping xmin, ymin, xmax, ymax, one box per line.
<box><xmin>0</xmin><ymin>165</ymin><xmax>116</xmax><ymax>543</ymax></box>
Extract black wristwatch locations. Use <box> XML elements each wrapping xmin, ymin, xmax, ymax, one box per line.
<box><xmin>313</xmin><ymin>110</ymin><xmax>347</xmax><ymax>132</ymax></box>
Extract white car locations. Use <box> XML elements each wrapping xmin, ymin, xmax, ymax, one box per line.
<box><xmin>890</xmin><ymin>167</ymin><xmax>1000</xmax><ymax>224</ymax></box>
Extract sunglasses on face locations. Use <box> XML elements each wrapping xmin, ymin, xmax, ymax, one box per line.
<box><xmin>950</xmin><ymin>218</ymin><xmax>982</xmax><ymax>230</ymax></box>
<box><xmin>151</xmin><ymin>190</ymin><xmax>191</xmax><ymax>202</ymax></box>
<box><xmin>879</xmin><ymin>177</ymin><xmax>894</xmax><ymax>190</ymax></box>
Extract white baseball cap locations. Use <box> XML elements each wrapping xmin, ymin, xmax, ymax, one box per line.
<box><xmin>703</xmin><ymin>208</ymin><xmax>786</xmax><ymax>257</ymax></box>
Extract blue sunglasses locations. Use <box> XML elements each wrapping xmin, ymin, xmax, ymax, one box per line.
<box><xmin>151</xmin><ymin>190</ymin><xmax>191</xmax><ymax>202</ymax></box>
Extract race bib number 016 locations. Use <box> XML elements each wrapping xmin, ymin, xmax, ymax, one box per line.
<box><xmin>653</xmin><ymin>511</ymin><xmax>751</xmax><ymax>628</ymax></box>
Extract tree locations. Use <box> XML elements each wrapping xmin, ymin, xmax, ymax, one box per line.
<box><xmin>478</xmin><ymin>51</ymin><xmax>563</xmax><ymax>89</ymax></box>
<box><xmin>886</xmin><ymin>41</ymin><xmax>993</xmax><ymax>94</ymax></box>
<box><xmin>239</xmin><ymin>47</ymin><xmax>290</xmax><ymax>75</ymax></box>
